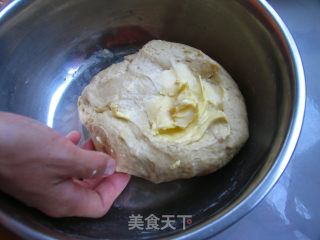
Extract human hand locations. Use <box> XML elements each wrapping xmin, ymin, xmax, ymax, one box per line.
<box><xmin>0</xmin><ymin>112</ymin><xmax>130</xmax><ymax>218</ymax></box>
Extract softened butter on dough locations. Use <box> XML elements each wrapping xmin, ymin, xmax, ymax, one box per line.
<box><xmin>78</xmin><ymin>40</ymin><xmax>249</xmax><ymax>183</ymax></box>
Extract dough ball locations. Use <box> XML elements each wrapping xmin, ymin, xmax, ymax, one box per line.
<box><xmin>78</xmin><ymin>40</ymin><xmax>249</xmax><ymax>183</ymax></box>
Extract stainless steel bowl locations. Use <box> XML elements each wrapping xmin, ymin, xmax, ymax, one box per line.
<box><xmin>0</xmin><ymin>0</ymin><xmax>305</xmax><ymax>239</ymax></box>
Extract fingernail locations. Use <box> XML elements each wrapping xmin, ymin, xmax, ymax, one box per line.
<box><xmin>104</xmin><ymin>157</ymin><xmax>116</xmax><ymax>176</ymax></box>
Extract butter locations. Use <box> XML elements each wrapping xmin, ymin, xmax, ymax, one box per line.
<box><xmin>146</xmin><ymin>62</ymin><xmax>230</xmax><ymax>143</ymax></box>
<box><xmin>111</xmin><ymin>104</ymin><xmax>131</xmax><ymax>120</ymax></box>
<box><xmin>96</xmin><ymin>136</ymin><xmax>103</xmax><ymax>144</ymax></box>
<box><xmin>109</xmin><ymin>61</ymin><xmax>230</xmax><ymax>143</ymax></box>
<box><xmin>170</xmin><ymin>160</ymin><xmax>181</xmax><ymax>170</ymax></box>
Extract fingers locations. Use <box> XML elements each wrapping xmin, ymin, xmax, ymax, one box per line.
<box><xmin>72</xmin><ymin>176</ymin><xmax>105</xmax><ymax>189</ymax></box>
<box><xmin>53</xmin><ymin>173</ymin><xmax>131</xmax><ymax>218</ymax></box>
<box><xmin>66</xmin><ymin>131</ymin><xmax>97</xmax><ymax>151</ymax></box>
<box><xmin>66</xmin><ymin>131</ymin><xmax>81</xmax><ymax>145</ymax></box>
<box><xmin>69</xmin><ymin>147</ymin><xmax>116</xmax><ymax>179</ymax></box>
<box><xmin>93</xmin><ymin>173</ymin><xmax>131</xmax><ymax>211</ymax></box>
<box><xmin>81</xmin><ymin>138</ymin><xmax>96</xmax><ymax>151</ymax></box>
<box><xmin>66</xmin><ymin>131</ymin><xmax>95</xmax><ymax>150</ymax></box>
<box><xmin>64</xmin><ymin>132</ymin><xmax>114</xmax><ymax>179</ymax></box>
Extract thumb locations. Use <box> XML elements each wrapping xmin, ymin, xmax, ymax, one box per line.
<box><xmin>67</xmin><ymin>146</ymin><xmax>116</xmax><ymax>179</ymax></box>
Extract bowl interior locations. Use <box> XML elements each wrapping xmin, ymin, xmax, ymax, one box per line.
<box><xmin>0</xmin><ymin>0</ymin><xmax>294</xmax><ymax>239</ymax></box>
